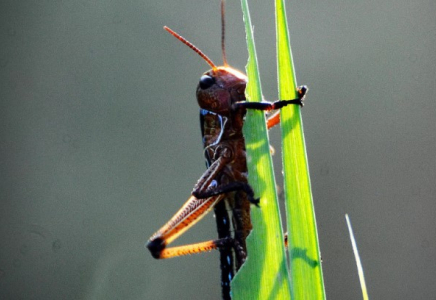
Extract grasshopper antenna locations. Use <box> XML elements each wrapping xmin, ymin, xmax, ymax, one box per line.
<box><xmin>221</xmin><ymin>0</ymin><xmax>228</xmax><ymax>66</ymax></box>
<box><xmin>164</xmin><ymin>26</ymin><xmax>217</xmax><ymax>71</ymax></box>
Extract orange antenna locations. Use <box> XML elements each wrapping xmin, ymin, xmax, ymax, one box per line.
<box><xmin>164</xmin><ymin>26</ymin><xmax>217</xmax><ymax>70</ymax></box>
<box><xmin>221</xmin><ymin>0</ymin><xmax>228</xmax><ymax>66</ymax></box>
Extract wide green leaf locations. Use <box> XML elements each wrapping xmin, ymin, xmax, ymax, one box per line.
<box><xmin>231</xmin><ymin>0</ymin><xmax>291</xmax><ymax>299</ymax></box>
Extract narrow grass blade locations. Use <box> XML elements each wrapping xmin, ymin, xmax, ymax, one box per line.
<box><xmin>275</xmin><ymin>0</ymin><xmax>325</xmax><ymax>298</ymax></box>
<box><xmin>231</xmin><ymin>0</ymin><xmax>291</xmax><ymax>299</ymax></box>
<box><xmin>345</xmin><ymin>214</ymin><xmax>369</xmax><ymax>300</ymax></box>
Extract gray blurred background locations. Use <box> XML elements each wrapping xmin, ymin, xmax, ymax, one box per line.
<box><xmin>1</xmin><ymin>0</ymin><xmax>435</xmax><ymax>299</ymax></box>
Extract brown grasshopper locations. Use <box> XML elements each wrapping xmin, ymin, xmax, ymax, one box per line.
<box><xmin>147</xmin><ymin>1</ymin><xmax>307</xmax><ymax>299</ymax></box>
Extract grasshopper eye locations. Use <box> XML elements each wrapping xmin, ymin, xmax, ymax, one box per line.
<box><xmin>199</xmin><ymin>75</ymin><xmax>215</xmax><ymax>90</ymax></box>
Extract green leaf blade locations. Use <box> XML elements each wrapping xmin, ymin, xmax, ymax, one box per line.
<box><xmin>275</xmin><ymin>0</ymin><xmax>326</xmax><ymax>299</ymax></box>
<box><xmin>231</xmin><ymin>0</ymin><xmax>291</xmax><ymax>299</ymax></box>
